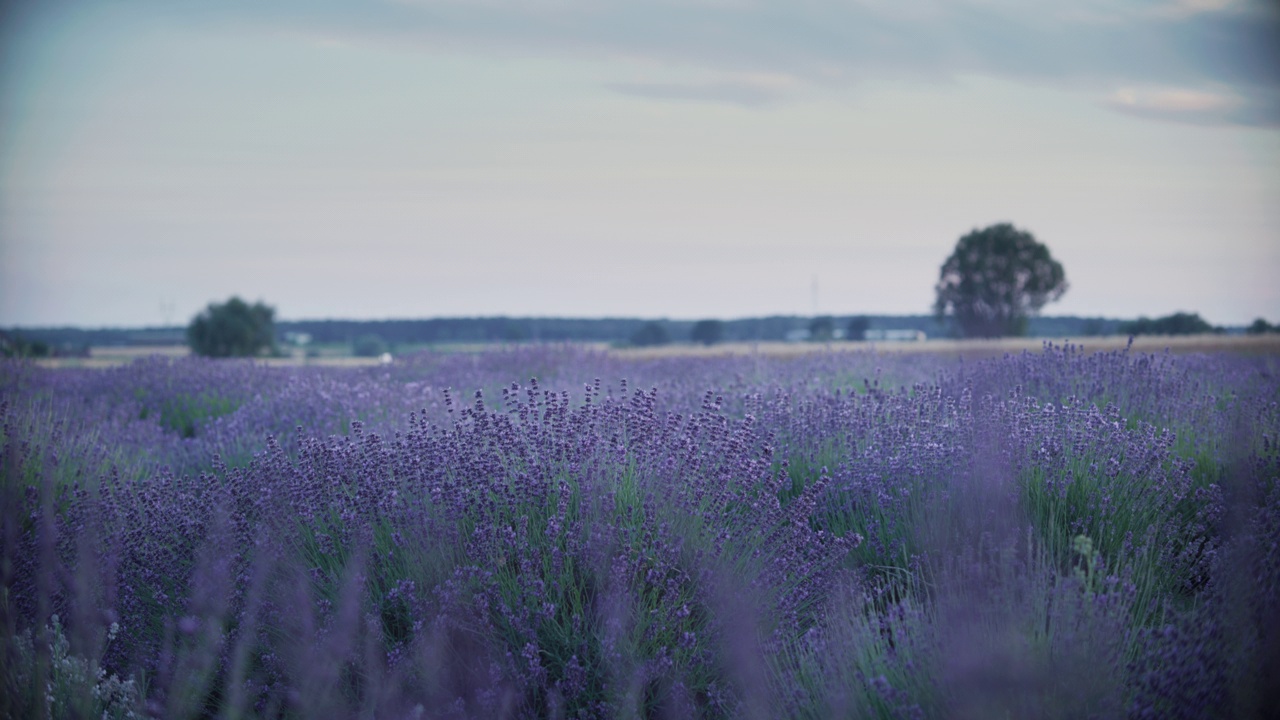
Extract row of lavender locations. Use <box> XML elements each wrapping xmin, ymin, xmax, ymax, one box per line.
<box><xmin>2</xmin><ymin>344</ymin><xmax>1276</xmax><ymax>718</ymax></box>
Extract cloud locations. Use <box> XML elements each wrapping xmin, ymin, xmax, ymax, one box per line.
<box><xmin>1106</xmin><ymin>85</ymin><xmax>1237</xmax><ymax>120</ymax></box>
<box><xmin>12</xmin><ymin>0</ymin><xmax>1280</xmax><ymax>127</ymax></box>
<box><xmin>1160</xmin><ymin>0</ymin><xmax>1241</xmax><ymax>18</ymax></box>
<box><xmin>1105</xmin><ymin>85</ymin><xmax>1280</xmax><ymax>126</ymax></box>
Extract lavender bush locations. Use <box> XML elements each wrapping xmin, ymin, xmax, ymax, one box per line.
<box><xmin>2</xmin><ymin>344</ymin><xmax>1276</xmax><ymax>718</ymax></box>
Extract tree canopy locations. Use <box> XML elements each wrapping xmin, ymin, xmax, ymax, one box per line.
<box><xmin>846</xmin><ymin>316</ymin><xmax>870</xmax><ymax>341</ymax></box>
<box><xmin>808</xmin><ymin>316</ymin><xmax>835</xmax><ymax>341</ymax></box>
<box><xmin>352</xmin><ymin>334</ymin><xmax>389</xmax><ymax>357</ymax></box>
<box><xmin>1122</xmin><ymin>312</ymin><xmax>1217</xmax><ymax>336</ymax></box>
<box><xmin>933</xmin><ymin>223</ymin><xmax>1067</xmax><ymax>338</ymax></box>
<box><xmin>1246</xmin><ymin>318</ymin><xmax>1274</xmax><ymax>335</ymax></box>
<box><xmin>187</xmin><ymin>297</ymin><xmax>277</xmax><ymax>357</ymax></box>
<box><xmin>690</xmin><ymin>319</ymin><xmax>724</xmax><ymax>346</ymax></box>
<box><xmin>629</xmin><ymin>321</ymin><xmax>670</xmax><ymax>347</ymax></box>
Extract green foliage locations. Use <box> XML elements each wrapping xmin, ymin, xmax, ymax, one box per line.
<box><xmin>846</xmin><ymin>316</ymin><xmax>870</xmax><ymax>341</ymax></box>
<box><xmin>0</xmin><ymin>332</ymin><xmax>52</xmax><ymax>358</ymax></box>
<box><xmin>499</xmin><ymin>319</ymin><xmax>529</xmax><ymax>341</ymax></box>
<box><xmin>1122</xmin><ymin>312</ymin><xmax>1217</xmax><ymax>336</ymax></box>
<box><xmin>779</xmin><ymin>534</ymin><xmax>1131</xmax><ymax>720</ymax></box>
<box><xmin>1245</xmin><ymin>318</ymin><xmax>1273</xmax><ymax>335</ymax></box>
<box><xmin>775</xmin><ymin>591</ymin><xmax>936</xmax><ymax>719</ymax></box>
<box><xmin>141</xmin><ymin>392</ymin><xmax>239</xmax><ymax>439</ymax></box>
<box><xmin>808</xmin><ymin>316</ymin><xmax>835</xmax><ymax>342</ymax></box>
<box><xmin>1079</xmin><ymin>318</ymin><xmax>1106</xmax><ymax>336</ymax></box>
<box><xmin>629</xmin><ymin>321</ymin><xmax>670</xmax><ymax>347</ymax></box>
<box><xmin>690</xmin><ymin>319</ymin><xmax>724</xmax><ymax>346</ymax></box>
<box><xmin>1018</xmin><ymin>437</ymin><xmax>1216</xmax><ymax>631</ymax></box>
<box><xmin>186</xmin><ymin>297</ymin><xmax>276</xmax><ymax>358</ymax></box>
<box><xmin>5</xmin><ymin>615</ymin><xmax>145</xmax><ymax>720</ymax></box>
<box><xmin>352</xmin><ymin>333</ymin><xmax>389</xmax><ymax>358</ymax></box>
<box><xmin>933</xmin><ymin>223</ymin><xmax>1068</xmax><ymax>338</ymax></box>
<box><xmin>1071</xmin><ymin>535</ymin><xmax>1102</xmax><ymax>598</ymax></box>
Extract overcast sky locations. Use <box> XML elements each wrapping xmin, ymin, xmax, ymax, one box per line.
<box><xmin>2</xmin><ymin>0</ymin><xmax>1277</xmax><ymax>327</ymax></box>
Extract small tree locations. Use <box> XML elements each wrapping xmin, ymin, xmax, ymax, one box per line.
<box><xmin>846</xmin><ymin>316</ymin><xmax>870</xmax><ymax>342</ymax></box>
<box><xmin>933</xmin><ymin>223</ymin><xmax>1067</xmax><ymax>338</ymax></box>
<box><xmin>187</xmin><ymin>297</ymin><xmax>276</xmax><ymax>358</ymax></box>
<box><xmin>1122</xmin><ymin>312</ymin><xmax>1216</xmax><ymax>336</ymax></box>
<box><xmin>690</xmin><ymin>320</ymin><xmax>724</xmax><ymax>346</ymax></box>
<box><xmin>1246</xmin><ymin>318</ymin><xmax>1274</xmax><ymax>335</ymax></box>
<box><xmin>0</xmin><ymin>332</ymin><xmax>51</xmax><ymax>358</ymax></box>
<box><xmin>1080</xmin><ymin>318</ymin><xmax>1107</xmax><ymax>337</ymax></box>
<box><xmin>630</xmin><ymin>321</ymin><xmax>670</xmax><ymax>347</ymax></box>
<box><xmin>809</xmin><ymin>316</ymin><xmax>835</xmax><ymax>342</ymax></box>
<box><xmin>352</xmin><ymin>334</ymin><xmax>389</xmax><ymax>358</ymax></box>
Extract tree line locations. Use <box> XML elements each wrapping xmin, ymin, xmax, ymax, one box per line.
<box><xmin>5</xmin><ymin>222</ymin><xmax>1271</xmax><ymax>359</ymax></box>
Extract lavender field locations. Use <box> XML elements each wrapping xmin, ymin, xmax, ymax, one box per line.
<box><xmin>2</xmin><ymin>343</ymin><xmax>1277</xmax><ymax>719</ymax></box>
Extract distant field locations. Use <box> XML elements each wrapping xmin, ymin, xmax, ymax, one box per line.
<box><xmin>34</xmin><ymin>346</ymin><xmax>386</xmax><ymax>369</ymax></box>
<box><xmin>611</xmin><ymin>333</ymin><xmax>1280</xmax><ymax>358</ymax></box>
<box><xmin>28</xmin><ymin>344</ymin><xmax>192</xmax><ymax>368</ymax></box>
<box><xmin>34</xmin><ymin>342</ymin><xmax>602</xmax><ymax>368</ymax></box>
<box><xmin>28</xmin><ymin>333</ymin><xmax>1280</xmax><ymax>368</ymax></box>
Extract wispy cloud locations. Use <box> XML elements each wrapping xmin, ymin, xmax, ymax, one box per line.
<box><xmin>1107</xmin><ymin>85</ymin><xmax>1230</xmax><ymax>119</ymax></box>
<box><xmin>1105</xmin><ymin>85</ymin><xmax>1279</xmax><ymax>126</ymax></box>
<box><xmin>8</xmin><ymin>0</ymin><xmax>1280</xmax><ymax>127</ymax></box>
<box><xmin>1159</xmin><ymin>0</ymin><xmax>1241</xmax><ymax>18</ymax></box>
<box><xmin>365</xmin><ymin>0</ymin><xmax>1280</xmax><ymax>124</ymax></box>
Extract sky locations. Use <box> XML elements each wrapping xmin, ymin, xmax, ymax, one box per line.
<box><xmin>1</xmin><ymin>0</ymin><xmax>1278</xmax><ymax>328</ymax></box>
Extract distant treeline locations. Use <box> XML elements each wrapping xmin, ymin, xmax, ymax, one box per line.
<box><xmin>4</xmin><ymin>314</ymin><xmax>1156</xmax><ymax>352</ymax></box>
<box><xmin>278</xmin><ymin>316</ymin><xmax>947</xmax><ymax>345</ymax></box>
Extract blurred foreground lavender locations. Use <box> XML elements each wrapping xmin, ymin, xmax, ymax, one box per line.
<box><xmin>2</xmin><ymin>344</ymin><xmax>1277</xmax><ymax>718</ymax></box>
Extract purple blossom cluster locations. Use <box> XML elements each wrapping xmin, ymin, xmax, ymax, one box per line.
<box><xmin>2</xmin><ymin>343</ymin><xmax>1277</xmax><ymax>718</ymax></box>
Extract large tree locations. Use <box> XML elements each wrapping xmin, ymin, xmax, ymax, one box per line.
<box><xmin>933</xmin><ymin>223</ymin><xmax>1067</xmax><ymax>338</ymax></box>
<box><xmin>187</xmin><ymin>297</ymin><xmax>277</xmax><ymax>357</ymax></box>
